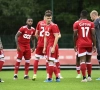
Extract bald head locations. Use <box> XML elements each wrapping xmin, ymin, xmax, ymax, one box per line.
<box><xmin>90</xmin><ymin>10</ymin><xmax>99</xmax><ymax>21</ymax></box>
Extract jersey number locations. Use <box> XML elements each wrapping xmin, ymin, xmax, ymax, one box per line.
<box><xmin>40</xmin><ymin>27</ymin><xmax>44</xmax><ymax>37</ymax></box>
<box><xmin>81</xmin><ymin>27</ymin><xmax>89</xmax><ymax>37</ymax></box>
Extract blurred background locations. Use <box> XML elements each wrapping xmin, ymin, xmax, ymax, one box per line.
<box><xmin>0</xmin><ymin>0</ymin><xmax>100</xmax><ymax>49</ymax></box>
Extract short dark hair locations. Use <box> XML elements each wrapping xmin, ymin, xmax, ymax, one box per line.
<box><xmin>80</xmin><ymin>10</ymin><xmax>88</xmax><ymax>17</ymax></box>
<box><xmin>44</xmin><ymin>10</ymin><xmax>52</xmax><ymax>16</ymax></box>
<box><xmin>27</xmin><ymin>17</ymin><xmax>33</xmax><ymax>20</ymax></box>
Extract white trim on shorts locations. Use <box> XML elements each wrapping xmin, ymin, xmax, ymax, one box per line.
<box><xmin>35</xmin><ymin>54</ymin><xmax>44</xmax><ymax>58</ymax></box>
<box><xmin>49</xmin><ymin>57</ymin><xmax>55</xmax><ymax>61</ymax></box>
<box><xmin>78</xmin><ymin>51</ymin><xmax>92</xmax><ymax>57</ymax></box>
<box><xmin>0</xmin><ymin>54</ymin><xmax>4</xmax><ymax>58</ymax></box>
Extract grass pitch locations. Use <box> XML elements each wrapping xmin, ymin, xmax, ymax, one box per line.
<box><xmin>0</xmin><ymin>70</ymin><xmax>100</xmax><ymax>90</ymax></box>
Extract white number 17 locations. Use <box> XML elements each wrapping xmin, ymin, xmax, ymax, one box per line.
<box><xmin>81</xmin><ymin>27</ymin><xmax>89</xmax><ymax>37</ymax></box>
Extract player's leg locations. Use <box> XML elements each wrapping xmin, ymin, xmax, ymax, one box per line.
<box><xmin>55</xmin><ymin>59</ymin><xmax>63</xmax><ymax>79</ymax></box>
<box><xmin>96</xmin><ymin>40</ymin><xmax>100</xmax><ymax>66</ymax></box>
<box><xmin>32</xmin><ymin>47</ymin><xmax>44</xmax><ymax>80</ymax></box>
<box><xmin>24</xmin><ymin>48</ymin><xmax>31</xmax><ymax>79</ymax></box>
<box><xmin>51</xmin><ymin>45</ymin><xmax>60</xmax><ymax>82</ymax></box>
<box><xmin>76</xmin><ymin>54</ymin><xmax>81</xmax><ymax>78</ymax></box>
<box><xmin>46</xmin><ymin>60</ymin><xmax>49</xmax><ymax>79</ymax></box>
<box><xmin>78</xmin><ymin>47</ymin><xmax>87</xmax><ymax>82</ymax></box>
<box><xmin>44</xmin><ymin>46</ymin><xmax>55</xmax><ymax>82</ymax></box>
<box><xmin>14</xmin><ymin>45</ymin><xmax>24</xmax><ymax>80</ymax></box>
<box><xmin>55</xmin><ymin>47</ymin><xmax>63</xmax><ymax>79</ymax></box>
<box><xmin>85</xmin><ymin>47</ymin><xmax>92</xmax><ymax>81</ymax></box>
<box><xmin>0</xmin><ymin>50</ymin><xmax>5</xmax><ymax>82</ymax></box>
<box><xmin>86</xmin><ymin>55</ymin><xmax>92</xmax><ymax>81</ymax></box>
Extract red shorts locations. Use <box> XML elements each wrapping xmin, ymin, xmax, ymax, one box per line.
<box><xmin>46</xmin><ymin>44</ymin><xmax>59</xmax><ymax>61</ymax></box>
<box><xmin>77</xmin><ymin>47</ymin><xmax>92</xmax><ymax>57</ymax></box>
<box><xmin>17</xmin><ymin>44</ymin><xmax>31</xmax><ymax>60</ymax></box>
<box><xmin>35</xmin><ymin>47</ymin><xmax>44</xmax><ymax>58</ymax></box>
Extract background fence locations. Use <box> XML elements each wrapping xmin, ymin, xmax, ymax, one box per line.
<box><xmin>1</xmin><ymin>34</ymin><xmax>73</xmax><ymax>49</ymax></box>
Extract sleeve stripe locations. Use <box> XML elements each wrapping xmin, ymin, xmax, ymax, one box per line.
<box><xmin>73</xmin><ymin>29</ymin><xmax>78</xmax><ymax>31</ymax></box>
<box><xmin>18</xmin><ymin>31</ymin><xmax>22</xmax><ymax>33</ymax></box>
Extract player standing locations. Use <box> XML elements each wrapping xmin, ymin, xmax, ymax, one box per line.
<box><xmin>32</xmin><ymin>17</ymin><xmax>46</xmax><ymax>80</ymax></box>
<box><xmin>73</xmin><ymin>10</ymin><xmax>96</xmax><ymax>82</ymax></box>
<box><xmin>32</xmin><ymin>17</ymin><xmax>63</xmax><ymax>80</ymax></box>
<box><xmin>13</xmin><ymin>18</ymin><xmax>35</xmax><ymax>80</ymax></box>
<box><xmin>90</xmin><ymin>10</ymin><xmax>100</xmax><ymax>80</ymax></box>
<box><xmin>0</xmin><ymin>37</ymin><xmax>5</xmax><ymax>82</ymax></box>
<box><xmin>43</xmin><ymin>10</ymin><xmax>60</xmax><ymax>82</ymax></box>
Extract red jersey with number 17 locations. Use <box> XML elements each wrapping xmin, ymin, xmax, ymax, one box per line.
<box><xmin>45</xmin><ymin>22</ymin><xmax>60</xmax><ymax>46</ymax></box>
<box><xmin>73</xmin><ymin>19</ymin><xmax>95</xmax><ymax>47</ymax></box>
<box><xmin>36</xmin><ymin>20</ymin><xmax>46</xmax><ymax>47</ymax></box>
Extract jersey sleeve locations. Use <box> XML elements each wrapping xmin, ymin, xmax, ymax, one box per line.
<box><xmin>52</xmin><ymin>24</ymin><xmax>59</xmax><ymax>33</ymax></box>
<box><xmin>73</xmin><ymin>22</ymin><xmax>78</xmax><ymax>31</ymax></box>
<box><xmin>36</xmin><ymin>22</ymin><xmax>40</xmax><ymax>31</ymax></box>
<box><xmin>91</xmin><ymin>22</ymin><xmax>95</xmax><ymax>30</ymax></box>
<box><xmin>18</xmin><ymin>26</ymin><xmax>24</xmax><ymax>33</ymax></box>
<box><xmin>32</xmin><ymin>29</ymin><xmax>36</xmax><ymax>36</ymax></box>
<box><xmin>56</xmin><ymin>25</ymin><xmax>60</xmax><ymax>33</ymax></box>
<box><xmin>94</xmin><ymin>19</ymin><xmax>98</xmax><ymax>28</ymax></box>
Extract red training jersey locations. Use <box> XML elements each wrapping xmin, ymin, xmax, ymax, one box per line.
<box><xmin>18</xmin><ymin>25</ymin><xmax>35</xmax><ymax>45</ymax></box>
<box><xmin>45</xmin><ymin>22</ymin><xmax>60</xmax><ymax>46</ymax></box>
<box><xmin>36</xmin><ymin>20</ymin><xmax>46</xmax><ymax>47</ymax></box>
<box><xmin>73</xmin><ymin>19</ymin><xmax>95</xmax><ymax>47</ymax></box>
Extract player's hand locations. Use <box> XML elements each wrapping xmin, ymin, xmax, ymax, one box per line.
<box><xmin>31</xmin><ymin>47</ymin><xmax>35</xmax><ymax>53</ymax></box>
<box><xmin>92</xmin><ymin>46</ymin><xmax>96</xmax><ymax>53</ymax></box>
<box><xmin>51</xmin><ymin>47</ymin><xmax>55</xmax><ymax>53</ymax></box>
<box><xmin>43</xmin><ymin>48</ymin><xmax>46</xmax><ymax>54</ymax></box>
<box><xmin>74</xmin><ymin>46</ymin><xmax>77</xmax><ymax>52</ymax></box>
<box><xmin>17</xmin><ymin>46</ymin><xmax>20</xmax><ymax>51</ymax></box>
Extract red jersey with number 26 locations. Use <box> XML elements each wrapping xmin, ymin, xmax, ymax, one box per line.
<box><xmin>45</xmin><ymin>22</ymin><xmax>60</xmax><ymax>46</ymax></box>
<box><xmin>73</xmin><ymin>19</ymin><xmax>95</xmax><ymax>47</ymax></box>
<box><xmin>36</xmin><ymin>20</ymin><xmax>46</xmax><ymax>47</ymax></box>
<box><xmin>18</xmin><ymin>25</ymin><xmax>35</xmax><ymax>45</ymax></box>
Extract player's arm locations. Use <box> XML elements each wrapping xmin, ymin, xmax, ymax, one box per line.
<box><xmin>0</xmin><ymin>37</ymin><xmax>3</xmax><ymax>50</ymax></box>
<box><xmin>31</xmin><ymin>35</ymin><xmax>35</xmax><ymax>53</ymax></box>
<box><xmin>58</xmin><ymin>33</ymin><xmax>61</xmax><ymax>39</ymax></box>
<box><xmin>51</xmin><ymin>33</ymin><xmax>59</xmax><ymax>53</ymax></box>
<box><xmin>73</xmin><ymin>30</ymin><xmax>78</xmax><ymax>52</ymax></box>
<box><xmin>43</xmin><ymin>35</ymin><xmax>47</xmax><ymax>54</ymax></box>
<box><xmin>35</xmin><ymin>30</ymin><xmax>39</xmax><ymax>39</ymax></box>
<box><xmin>73</xmin><ymin>22</ymin><xmax>78</xmax><ymax>52</ymax></box>
<box><xmin>91</xmin><ymin>28</ymin><xmax>96</xmax><ymax>52</ymax></box>
<box><xmin>15</xmin><ymin>31</ymin><xmax>22</xmax><ymax>51</ymax></box>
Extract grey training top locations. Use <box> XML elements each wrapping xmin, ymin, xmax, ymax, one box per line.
<box><xmin>94</xmin><ymin>18</ymin><xmax>100</xmax><ymax>42</ymax></box>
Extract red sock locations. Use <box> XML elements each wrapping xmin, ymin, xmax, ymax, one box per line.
<box><xmin>56</xmin><ymin>62</ymin><xmax>60</xmax><ymax>73</ymax></box>
<box><xmin>46</xmin><ymin>62</ymin><xmax>49</xmax><ymax>73</ymax></box>
<box><xmin>25</xmin><ymin>62</ymin><xmax>30</xmax><ymax>75</ymax></box>
<box><xmin>86</xmin><ymin>62</ymin><xmax>92</xmax><ymax>76</ymax></box>
<box><xmin>33</xmin><ymin>60</ymin><xmax>39</xmax><ymax>74</ymax></box>
<box><xmin>76</xmin><ymin>65</ymin><xmax>80</xmax><ymax>74</ymax></box>
<box><xmin>80</xmin><ymin>62</ymin><xmax>86</xmax><ymax>77</ymax></box>
<box><xmin>54</xmin><ymin>66</ymin><xmax>58</xmax><ymax>77</ymax></box>
<box><xmin>14</xmin><ymin>61</ymin><xmax>20</xmax><ymax>74</ymax></box>
<box><xmin>48</xmin><ymin>66</ymin><xmax>54</xmax><ymax>79</ymax></box>
<box><xmin>0</xmin><ymin>60</ymin><xmax>4</xmax><ymax>71</ymax></box>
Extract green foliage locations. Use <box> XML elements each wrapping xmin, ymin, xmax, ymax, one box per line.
<box><xmin>0</xmin><ymin>0</ymin><xmax>100</xmax><ymax>35</ymax></box>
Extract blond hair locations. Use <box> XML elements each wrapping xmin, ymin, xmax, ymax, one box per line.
<box><xmin>90</xmin><ymin>10</ymin><xmax>98</xmax><ymax>16</ymax></box>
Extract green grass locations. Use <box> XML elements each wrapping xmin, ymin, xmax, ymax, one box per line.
<box><xmin>0</xmin><ymin>70</ymin><xmax>100</xmax><ymax>90</ymax></box>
